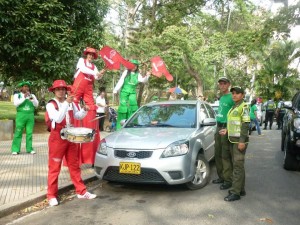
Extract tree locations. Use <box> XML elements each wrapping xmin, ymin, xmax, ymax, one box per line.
<box><xmin>105</xmin><ymin>0</ymin><xmax>300</xmax><ymax>103</ymax></box>
<box><xmin>255</xmin><ymin>41</ymin><xmax>300</xmax><ymax>100</ymax></box>
<box><xmin>0</xmin><ymin>0</ymin><xmax>109</xmax><ymax>91</ymax></box>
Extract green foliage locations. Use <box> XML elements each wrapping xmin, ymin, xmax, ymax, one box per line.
<box><xmin>255</xmin><ymin>40</ymin><xmax>300</xmax><ymax>100</ymax></box>
<box><xmin>0</xmin><ymin>0</ymin><xmax>109</xmax><ymax>87</ymax></box>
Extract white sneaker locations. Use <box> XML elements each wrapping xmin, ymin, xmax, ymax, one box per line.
<box><xmin>77</xmin><ymin>192</ymin><xmax>97</xmax><ymax>199</ymax></box>
<box><xmin>30</xmin><ymin>151</ymin><xmax>36</xmax><ymax>154</ymax></box>
<box><xmin>12</xmin><ymin>152</ymin><xmax>18</xmax><ymax>155</ymax></box>
<box><xmin>49</xmin><ymin>198</ymin><xmax>58</xmax><ymax>206</ymax></box>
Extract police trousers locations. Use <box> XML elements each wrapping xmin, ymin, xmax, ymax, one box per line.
<box><xmin>229</xmin><ymin>142</ymin><xmax>247</xmax><ymax>195</ymax></box>
<box><xmin>215</xmin><ymin>127</ymin><xmax>231</xmax><ymax>181</ymax></box>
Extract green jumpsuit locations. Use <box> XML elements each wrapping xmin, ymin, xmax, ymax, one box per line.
<box><xmin>116</xmin><ymin>71</ymin><xmax>139</xmax><ymax>130</ymax></box>
<box><xmin>11</xmin><ymin>94</ymin><xmax>36</xmax><ymax>153</ymax></box>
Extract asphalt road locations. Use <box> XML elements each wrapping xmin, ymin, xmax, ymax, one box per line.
<box><xmin>3</xmin><ymin>129</ymin><xmax>300</xmax><ymax>225</ymax></box>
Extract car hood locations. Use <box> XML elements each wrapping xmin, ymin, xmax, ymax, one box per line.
<box><xmin>104</xmin><ymin>128</ymin><xmax>196</xmax><ymax>149</ymax></box>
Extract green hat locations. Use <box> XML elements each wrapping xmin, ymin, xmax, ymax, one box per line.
<box><xmin>218</xmin><ymin>77</ymin><xmax>230</xmax><ymax>83</ymax></box>
<box><xmin>17</xmin><ymin>81</ymin><xmax>31</xmax><ymax>88</ymax></box>
<box><xmin>230</xmin><ymin>86</ymin><xmax>245</xmax><ymax>94</ymax></box>
<box><xmin>130</xmin><ymin>59</ymin><xmax>140</xmax><ymax>65</ymax></box>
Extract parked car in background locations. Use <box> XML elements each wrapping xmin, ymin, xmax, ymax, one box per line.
<box><xmin>281</xmin><ymin>92</ymin><xmax>300</xmax><ymax>171</ymax></box>
<box><xmin>210</xmin><ymin>101</ymin><xmax>219</xmax><ymax>115</ymax></box>
<box><xmin>94</xmin><ymin>100</ymin><xmax>217</xmax><ymax>190</ymax></box>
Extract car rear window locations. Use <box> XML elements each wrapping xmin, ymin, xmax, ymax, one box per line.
<box><xmin>125</xmin><ymin>104</ymin><xmax>196</xmax><ymax>128</ymax></box>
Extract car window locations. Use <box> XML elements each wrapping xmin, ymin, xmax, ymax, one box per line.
<box><xmin>204</xmin><ymin>103</ymin><xmax>215</xmax><ymax>118</ymax></box>
<box><xmin>292</xmin><ymin>92</ymin><xmax>300</xmax><ymax>108</ymax></box>
<box><xmin>199</xmin><ymin>104</ymin><xmax>210</xmax><ymax>122</ymax></box>
<box><xmin>125</xmin><ymin>104</ymin><xmax>196</xmax><ymax>128</ymax></box>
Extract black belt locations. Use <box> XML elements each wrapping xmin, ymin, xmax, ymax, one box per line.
<box><xmin>217</xmin><ymin>122</ymin><xmax>227</xmax><ymax>127</ymax></box>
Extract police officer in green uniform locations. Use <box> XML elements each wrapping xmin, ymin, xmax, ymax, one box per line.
<box><xmin>113</xmin><ymin>60</ymin><xmax>150</xmax><ymax>130</ymax></box>
<box><xmin>264</xmin><ymin>98</ymin><xmax>276</xmax><ymax>130</ymax></box>
<box><xmin>220</xmin><ymin>86</ymin><xmax>250</xmax><ymax>201</ymax></box>
<box><xmin>213</xmin><ymin>77</ymin><xmax>235</xmax><ymax>189</ymax></box>
<box><xmin>11</xmin><ymin>81</ymin><xmax>39</xmax><ymax>155</ymax></box>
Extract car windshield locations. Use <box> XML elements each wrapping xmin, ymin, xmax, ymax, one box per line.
<box><xmin>125</xmin><ymin>104</ymin><xmax>196</xmax><ymax>128</ymax></box>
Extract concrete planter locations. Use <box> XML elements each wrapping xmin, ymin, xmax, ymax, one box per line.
<box><xmin>0</xmin><ymin>120</ymin><xmax>14</xmax><ymax>141</ymax></box>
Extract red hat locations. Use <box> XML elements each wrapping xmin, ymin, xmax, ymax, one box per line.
<box><xmin>83</xmin><ymin>47</ymin><xmax>98</xmax><ymax>59</ymax></box>
<box><xmin>48</xmin><ymin>80</ymin><xmax>71</xmax><ymax>92</ymax></box>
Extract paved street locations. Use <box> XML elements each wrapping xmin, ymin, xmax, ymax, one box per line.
<box><xmin>2</xmin><ymin>129</ymin><xmax>300</xmax><ymax>225</ymax></box>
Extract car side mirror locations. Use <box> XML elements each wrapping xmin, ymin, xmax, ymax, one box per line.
<box><xmin>283</xmin><ymin>101</ymin><xmax>292</xmax><ymax>109</ymax></box>
<box><xmin>201</xmin><ymin>118</ymin><xmax>216</xmax><ymax>126</ymax></box>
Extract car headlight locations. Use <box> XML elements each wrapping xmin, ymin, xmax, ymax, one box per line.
<box><xmin>97</xmin><ymin>139</ymin><xmax>108</xmax><ymax>155</ymax></box>
<box><xmin>162</xmin><ymin>140</ymin><xmax>189</xmax><ymax>158</ymax></box>
<box><xmin>294</xmin><ymin>118</ymin><xmax>300</xmax><ymax>130</ymax></box>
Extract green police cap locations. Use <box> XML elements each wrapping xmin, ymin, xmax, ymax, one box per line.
<box><xmin>218</xmin><ymin>77</ymin><xmax>230</xmax><ymax>83</ymax></box>
<box><xmin>230</xmin><ymin>86</ymin><xmax>245</xmax><ymax>94</ymax></box>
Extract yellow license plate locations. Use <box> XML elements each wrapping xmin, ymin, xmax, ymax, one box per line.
<box><xmin>119</xmin><ymin>162</ymin><xmax>141</xmax><ymax>175</ymax></box>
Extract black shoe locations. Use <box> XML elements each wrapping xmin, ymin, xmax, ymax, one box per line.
<box><xmin>224</xmin><ymin>193</ymin><xmax>240</xmax><ymax>202</ymax></box>
<box><xmin>212</xmin><ymin>178</ymin><xmax>224</xmax><ymax>184</ymax></box>
<box><xmin>229</xmin><ymin>190</ymin><xmax>246</xmax><ymax>197</ymax></box>
<box><xmin>263</xmin><ymin>127</ymin><xmax>267</xmax><ymax>130</ymax></box>
<box><xmin>220</xmin><ymin>183</ymin><xmax>232</xmax><ymax>190</ymax></box>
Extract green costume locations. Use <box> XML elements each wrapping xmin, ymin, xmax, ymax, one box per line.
<box><xmin>225</xmin><ymin>100</ymin><xmax>250</xmax><ymax>195</ymax></box>
<box><xmin>114</xmin><ymin>60</ymin><xmax>149</xmax><ymax>130</ymax></box>
<box><xmin>116</xmin><ymin>71</ymin><xmax>139</xmax><ymax>130</ymax></box>
<box><xmin>11</xmin><ymin>82</ymin><xmax>38</xmax><ymax>154</ymax></box>
<box><xmin>215</xmin><ymin>93</ymin><xmax>234</xmax><ymax>182</ymax></box>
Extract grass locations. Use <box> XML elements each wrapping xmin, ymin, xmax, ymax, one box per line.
<box><xmin>0</xmin><ymin>101</ymin><xmax>45</xmax><ymax>121</ymax></box>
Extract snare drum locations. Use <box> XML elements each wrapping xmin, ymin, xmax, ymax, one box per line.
<box><xmin>60</xmin><ymin>127</ymin><xmax>95</xmax><ymax>143</ymax></box>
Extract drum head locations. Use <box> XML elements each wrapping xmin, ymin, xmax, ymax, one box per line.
<box><xmin>66</xmin><ymin>127</ymin><xmax>93</xmax><ymax>135</ymax></box>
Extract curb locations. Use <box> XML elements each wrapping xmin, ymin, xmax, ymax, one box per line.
<box><xmin>0</xmin><ymin>175</ymin><xmax>98</xmax><ymax>219</ymax></box>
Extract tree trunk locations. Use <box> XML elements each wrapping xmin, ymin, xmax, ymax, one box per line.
<box><xmin>183</xmin><ymin>55</ymin><xmax>203</xmax><ymax>98</ymax></box>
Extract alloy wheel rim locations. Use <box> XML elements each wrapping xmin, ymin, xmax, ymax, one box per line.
<box><xmin>192</xmin><ymin>159</ymin><xmax>207</xmax><ymax>185</ymax></box>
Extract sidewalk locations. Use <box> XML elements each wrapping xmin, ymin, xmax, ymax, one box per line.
<box><xmin>0</xmin><ymin>132</ymin><xmax>109</xmax><ymax>218</ymax></box>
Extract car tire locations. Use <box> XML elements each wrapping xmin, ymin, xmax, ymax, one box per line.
<box><xmin>185</xmin><ymin>154</ymin><xmax>210</xmax><ymax>190</ymax></box>
<box><xmin>281</xmin><ymin>131</ymin><xmax>285</xmax><ymax>151</ymax></box>
<box><xmin>283</xmin><ymin>135</ymin><xmax>297</xmax><ymax>171</ymax></box>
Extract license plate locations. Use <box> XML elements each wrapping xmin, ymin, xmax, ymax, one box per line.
<box><xmin>119</xmin><ymin>162</ymin><xmax>141</xmax><ymax>175</ymax></box>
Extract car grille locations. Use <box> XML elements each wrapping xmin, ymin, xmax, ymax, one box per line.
<box><xmin>114</xmin><ymin>150</ymin><xmax>153</xmax><ymax>159</ymax></box>
<box><xmin>103</xmin><ymin>166</ymin><xmax>166</xmax><ymax>184</ymax></box>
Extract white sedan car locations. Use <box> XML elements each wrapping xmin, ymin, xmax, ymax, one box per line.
<box><xmin>94</xmin><ymin>100</ymin><xmax>217</xmax><ymax>190</ymax></box>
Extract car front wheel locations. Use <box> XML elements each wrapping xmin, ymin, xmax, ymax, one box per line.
<box><xmin>281</xmin><ymin>130</ymin><xmax>285</xmax><ymax>151</ymax></box>
<box><xmin>185</xmin><ymin>154</ymin><xmax>210</xmax><ymax>190</ymax></box>
<box><xmin>283</xmin><ymin>135</ymin><xmax>297</xmax><ymax>171</ymax></box>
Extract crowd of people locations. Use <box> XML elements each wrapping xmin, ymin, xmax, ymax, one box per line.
<box><xmin>9</xmin><ymin>46</ymin><xmax>286</xmax><ymax>205</ymax></box>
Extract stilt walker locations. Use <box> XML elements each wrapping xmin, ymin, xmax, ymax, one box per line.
<box><xmin>113</xmin><ymin>60</ymin><xmax>151</xmax><ymax>130</ymax></box>
<box><xmin>72</xmin><ymin>47</ymin><xmax>105</xmax><ymax>165</ymax></box>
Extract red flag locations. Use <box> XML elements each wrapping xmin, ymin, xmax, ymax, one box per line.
<box><xmin>151</xmin><ymin>56</ymin><xmax>173</xmax><ymax>81</ymax></box>
<box><xmin>99</xmin><ymin>46</ymin><xmax>135</xmax><ymax>70</ymax></box>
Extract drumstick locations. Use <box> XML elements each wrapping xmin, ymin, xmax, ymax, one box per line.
<box><xmin>89</xmin><ymin>115</ymin><xmax>106</xmax><ymax>122</ymax></box>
